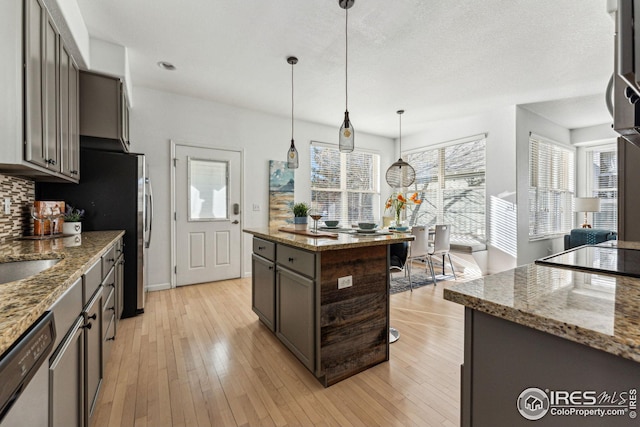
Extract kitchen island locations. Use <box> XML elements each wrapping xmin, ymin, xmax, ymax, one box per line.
<box><xmin>244</xmin><ymin>227</ymin><xmax>413</xmax><ymax>386</ymax></box>
<box><xmin>444</xmin><ymin>241</ymin><xmax>640</xmax><ymax>427</ymax></box>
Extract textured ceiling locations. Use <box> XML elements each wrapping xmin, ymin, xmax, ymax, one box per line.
<box><xmin>75</xmin><ymin>0</ymin><xmax>615</xmax><ymax>138</ymax></box>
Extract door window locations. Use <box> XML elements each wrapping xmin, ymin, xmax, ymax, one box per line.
<box><xmin>188</xmin><ymin>158</ymin><xmax>228</xmax><ymax>221</ymax></box>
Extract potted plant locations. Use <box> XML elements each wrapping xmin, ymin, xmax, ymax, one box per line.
<box><xmin>62</xmin><ymin>205</ymin><xmax>85</xmax><ymax>235</ymax></box>
<box><xmin>292</xmin><ymin>202</ymin><xmax>309</xmax><ymax>230</ymax></box>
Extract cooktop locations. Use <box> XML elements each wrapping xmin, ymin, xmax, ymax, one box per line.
<box><xmin>535</xmin><ymin>244</ymin><xmax>640</xmax><ymax>278</ymax></box>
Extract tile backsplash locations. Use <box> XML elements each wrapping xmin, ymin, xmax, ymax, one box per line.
<box><xmin>0</xmin><ymin>173</ymin><xmax>35</xmax><ymax>241</ymax></box>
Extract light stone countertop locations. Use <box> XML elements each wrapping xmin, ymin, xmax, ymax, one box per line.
<box><xmin>243</xmin><ymin>227</ymin><xmax>414</xmax><ymax>252</ymax></box>
<box><xmin>0</xmin><ymin>230</ymin><xmax>125</xmax><ymax>356</ymax></box>
<box><xmin>444</xmin><ymin>240</ymin><xmax>640</xmax><ymax>363</ymax></box>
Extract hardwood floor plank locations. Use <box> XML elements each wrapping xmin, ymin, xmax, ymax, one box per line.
<box><xmin>93</xmin><ymin>272</ymin><xmax>475</xmax><ymax>426</ymax></box>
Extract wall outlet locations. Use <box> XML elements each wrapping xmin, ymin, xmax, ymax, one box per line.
<box><xmin>338</xmin><ymin>275</ymin><xmax>353</xmax><ymax>289</ymax></box>
<box><xmin>252</xmin><ymin>203</ymin><xmax>260</xmax><ymax>211</ymax></box>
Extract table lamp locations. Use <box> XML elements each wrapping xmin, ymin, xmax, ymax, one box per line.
<box><xmin>574</xmin><ymin>197</ymin><xmax>601</xmax><ymax>228</ymax></box>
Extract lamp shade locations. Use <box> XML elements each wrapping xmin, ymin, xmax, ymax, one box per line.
<box><xmin>574</xmin><ymin>197</ymin><xmax>601</xmax><ymax>213</ymax></box>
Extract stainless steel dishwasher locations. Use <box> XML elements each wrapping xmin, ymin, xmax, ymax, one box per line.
<box><xmin>0</xmin><ymin>312</ymin><xmax>55</xmax><ymax>426</ymax></box>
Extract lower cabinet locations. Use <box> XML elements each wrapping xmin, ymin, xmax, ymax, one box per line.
<box><xmin>49</xmin><ymin>316</ymin><xmax>84</xmax><ymax>427</ymax></box>
<box><xmin>115</xmin><ymin>254</ymin><xmax>124</xmax><ymax>332</ymax></box>
<box><xmin>275</xmin><ymin>266</ymin><xmax>315</xmax><ymax>371</ymax></box>
<box><xmin>251</xmin><ymin>253</ymin><xmax>275</xmax><ymax>331</ymax></box>
<box><xmin>84</xmin><ymin>288</ymin><xmax>103</xmax><ymax>423</ymax></box>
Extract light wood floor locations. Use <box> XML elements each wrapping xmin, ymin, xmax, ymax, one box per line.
<box><xmin>92</xmin><ymin>270</ymin><xmax>469</xmax><ymax>427</ymax></box>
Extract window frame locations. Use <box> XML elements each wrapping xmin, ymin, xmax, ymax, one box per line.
<box><xmin>583</xmin><ymin>143</ymin><xmax>617</xmax><ymax>232</ymax></box>
<box><xmin>310</xmin><ymin>141</ymin><xmax>381</xmax><ymax>224</ymax></box>
<box><xmin>528</xmin><ymin>133</ymin><xmax>575</xmax><ymax>241</ymax></box>
<box><xmin>403</xmin><ymin>134</ymin><xmax>487</xmax><ymax>241</ymax></box>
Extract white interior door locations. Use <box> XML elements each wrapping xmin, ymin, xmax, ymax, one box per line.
<box><xmin>174</xmin><ymin>145</ymin><xmax>241</xmax><ymax>286</ymax></box>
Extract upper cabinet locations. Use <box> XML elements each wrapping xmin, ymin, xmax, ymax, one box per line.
<box><xmin>0</xmin><ymin>0</ymin><xmax>79</xmax><ymax>182</ymax></box>
<box><xmin>79</xmin><ymin>71</ymin><xmax>131</xmax><ymax>153</ymax></box>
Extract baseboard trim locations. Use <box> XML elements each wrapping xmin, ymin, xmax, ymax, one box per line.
<box><xmin>146</xmin><ymin>282</ymin><xmax>171</xmax><ymax>292</ymax></box>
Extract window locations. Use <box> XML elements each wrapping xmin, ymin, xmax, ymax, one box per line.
<box><xmin>529</xmin><ymin>134</ymin><xmax>575</xmax><ymax>240</ymax></box>
<box><xmin>310</xmin><ymin>142</ymin><xmax>380</xmax><ymax>223</ymax></box>
<box><xmin>404</xmin><ymin>135</ymin><xmax>486</xmax><ymax>241</ymax></box>
<box><xmin>586</xmin><ymin>146</ymin><xmax>617</xmax><ymax>232</ymax></box>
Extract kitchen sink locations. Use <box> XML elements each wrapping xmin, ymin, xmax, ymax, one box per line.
<box><xmin>0</xmin><ymin>259</ymin><xmax>61</xmax><ymax>285</ymax></box>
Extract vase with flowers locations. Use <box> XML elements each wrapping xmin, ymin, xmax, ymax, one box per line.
<box><xmin>62</xmin><ymin>205</ymin><xmax>85</xmax><ymax>235</ymax></box>
<box><xmin>385</xmin><ymin>192</ymin><xmax>422</xmax><ymax>227</ymax></box>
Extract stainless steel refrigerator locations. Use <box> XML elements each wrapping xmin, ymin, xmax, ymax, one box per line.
<box><xmin>36</xmin><ymin>148</ymin><xmax>153</xmax><ymax>318</ymax></box>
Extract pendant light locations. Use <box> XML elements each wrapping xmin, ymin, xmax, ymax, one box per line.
<box><xmin>385</xmin><ymin>110</ymin><xmax>416</xmax><ymax>188</ymax></box>
<box><xmin>338</xmin><ymin>0</ymin><xmax>355</xmax><ymax>153</ymax></box>
<box><xmin>286</xmin><ymin>56</ymin><xmax>299</xmax><ymax>169</ymax></box>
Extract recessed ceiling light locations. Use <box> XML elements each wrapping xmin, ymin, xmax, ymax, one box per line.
<box><xmin>157</xmin><ymin>61</ymin><xmax>176</xmax><ymax>71</ymax></box>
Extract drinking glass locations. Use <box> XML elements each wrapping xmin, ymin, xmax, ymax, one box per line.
<box><xmin>309</xmin><ymin>209</ymin><xmax>323</xmax><ymax>234</ymax></box>
<box><xmin>30</xmin><ymin>205</ymin><xmax>44</xmax><ymax>237</ymax></box>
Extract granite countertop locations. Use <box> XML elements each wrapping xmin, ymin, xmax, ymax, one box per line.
<box><xmin>244</xmin><ymin>227</ymin><xmax>414</xmax><ymax>252</ymax></box>
<box><xmin>0</xmin><ymin>230</ymin><xmax>124</xmax><ymax>357</ymax></box>
<box><xmin>444</xmin><ymin>240</ymin><xmax>640</xmax><ymax>363</ymax></box>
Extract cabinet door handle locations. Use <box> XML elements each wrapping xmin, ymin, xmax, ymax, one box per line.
<box><xmin>108</xmin><ymin>306</ymin><xmax>115</xmax><ymax>312</ymax></box>
<box><xmin>83</xmin><ymin>322</ymin><xmax>93</xmax><ymax>330</ymax></box>
<box><xmin>288</xmin><ymin>257</ymin><xmax>295</xmax><ymax>263</ymax></box>
<box><xmin>106</xmin><ymin>336</ymin><xmax>115</xmax><ymax>341</ymax></box>
<box><xmin>268</xmin><ymin>266</ymin><xmax>274</xmax><ymax>271</ymax></box>
<box><xmin>258</xmin><ymin>246</ymin><xmax>265</xmax><ymax>250</ymax></box>
<box><xmin>87</xmin><ymin>313</ymin><xmax>97</xmax><ymax>321</ymax></box>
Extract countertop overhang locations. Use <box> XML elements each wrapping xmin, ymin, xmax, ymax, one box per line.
<box><xmin>243</xmin><ymin>227</ymin><xmax>414</xmax><ymax>252</ymax></box>
<box><xmin>444</xmin><ymin>241</ymin><xmax>640</xmax><ymax>364</ymax></box>
<box><xmin>0</xmin><ymin>230</ymin><xmax>125</xmax><ymax>357</ymax></box>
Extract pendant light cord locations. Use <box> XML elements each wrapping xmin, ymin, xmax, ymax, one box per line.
<box><xmin>345</xmin><ymin>6</ymin><xmax>349</xmax><ymax>111</ymax></box>
<box><xmin>399</xmin><ymin>113</ymin><xmax>402</xmax><ymax>154</ymax></box>
<box><xmin>291</xmin><ymin>61</ymin><xmax>295</xmax><ymax>140</ymax></box>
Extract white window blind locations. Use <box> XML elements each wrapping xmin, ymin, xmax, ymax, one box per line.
<box><xmin>586</xmin><ymin>146</ymin><xmax>617</xmax><ymax>232</ymax></box>
<box><xmin>310</xmin><ymin>142</ymin><xmax>380</xmax><ymax>224</ymax></box>
<box><xmin>528</xmin><ymin>134</ymin><xmax>575</xmax><ymax>240</ymax></box>
<box><xmin>404</xmin><ymin>135</ymin><xmax>486</xmax><ymax>241</ymax></box>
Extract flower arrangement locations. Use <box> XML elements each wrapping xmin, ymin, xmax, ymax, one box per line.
<box><xmin>64</xmin><ymin>205</ymin><xmax>85</xmax><ymax>222</ymax></box>
<box><xmin>385</xmin><ymin>192</ymin><xmax>421</xmax><ymax>225</ymax></box>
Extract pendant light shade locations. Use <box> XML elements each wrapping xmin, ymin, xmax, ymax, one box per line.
<box><xmin>385</xmin><ymin>110</ymin><xmax>416</xmax><ymax>188</ymax></box>
<box><xmin>338</xmin><ymin>0</ymin><xmax>355</xmax><ymax>153</ymax></box>
<box><xmin>286</xmin><ymin>56</ymin><xmax>299</xmax><ymax>169</ymax></box>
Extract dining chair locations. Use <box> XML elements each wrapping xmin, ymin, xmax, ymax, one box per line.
<box><xmin>405</xmin><ymin>226</ymin><xmax>430</xmax><ymax>290</ymax></box>
<box><xmin>427</xmin><ymin>224</ymin><xmax>456</xmax><ymax>283</ymax></box>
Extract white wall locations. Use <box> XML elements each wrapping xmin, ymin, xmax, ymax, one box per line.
<box><xmin>129</xmin><ymin>87</ymin><xmax>394</xmax><ymax>289</ymax></box>
<box><xmin>400</xmin><ymin>106</ymin><xmax>518</xmax><ymax>274</ymax></box>
<box><xmin>515</xmin><ymin>107</ymin><xmax>572</xmax><ymax>265</ymax></box>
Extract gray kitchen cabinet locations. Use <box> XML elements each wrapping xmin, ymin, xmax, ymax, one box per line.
<box><xmin>23</xmin><ymin>0</ymin><xmax>47</xmax><ymax>169</ymax></box>
<box><xmin>48</xmin><ymin>276</ymin><xmax>84</xmax><ymax>427</ymax></box>
<box><xmin>275</xmin><ymin>266</ymin><xmax>315</xmax><ymax>371</ymax></box>
<box><xmin>79</xmin><ymin>71</ymin><xmax>130</xmax><ymax>152</ymax></box>
<box><xmin>59</xmin><ymin>42</ymin><xmax>80</xmax><ymax>179</ymax></box>
<box><xmin>251</xmin><ymin>238</ymin><xmax>316</xmax><ymax>373</ymax></box>
<box><xmin>84</xmin><ymin>287</ymin><xmax>102</xmax><ymax>424</ymax></box>
<box><xmin>275</xmin><ymin>244</ymin><xmax>316</xmax><ymax>372</ymax></box>
<box><xmin>115</xmin><ymin>246</ymin><xmax>124</xmax><ymax>331</ymax></box>
<box><xmin>49</xmin><ymin>316</ymin><xmax>85</xmax><ymax>427</ymax></box>
<box><xmin>0</xmin><ymin>0</ymin><xmax>79</xmax><ymax>182</ymax></box>
<box><xmin>251</xmin><ymin>254</ymin><xmax>276</xmax><ymax>331</ymax></box>
<box><xmin>251</xmin><ymin>237</ymin><xmax>276</xmax><ymax>331</ymax></box>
